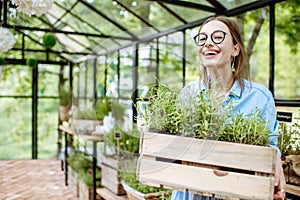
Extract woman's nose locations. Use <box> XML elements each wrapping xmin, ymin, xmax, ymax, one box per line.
<box><xmin>204</xmin><ymin>37</ymin><xmax>214</xmax><ymax>47</ymax></box>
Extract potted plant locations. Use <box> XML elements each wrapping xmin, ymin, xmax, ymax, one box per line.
<box><xmin>26</xmin><ymin>58</ymin><xmax>38</xmax><ymax>68</ymax></box>
<box><xmin>43</xmin><ymin>34</ymin><xmax>57</xmax><ymax>49</ymax></box>
<box><xmin>136</xmin><ymin>84</ymin><xmax>277</xmax><ymax>200</ymax></box>
<box><xmin>59</xmin><ymin>85</ymin><xmax>72</xmax><ymax>122</ymax></box>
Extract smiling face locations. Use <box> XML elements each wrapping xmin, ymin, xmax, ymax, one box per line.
<box><xmin>198</xmin><ymin>20</ymin><xmax>240</xmax><ymax>71</ymax></box>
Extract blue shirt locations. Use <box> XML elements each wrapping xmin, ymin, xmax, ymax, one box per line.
<box><xmin>172</xmin><ymin>79</ymin><xmax>279</xmax><ymax>200</ymax></box>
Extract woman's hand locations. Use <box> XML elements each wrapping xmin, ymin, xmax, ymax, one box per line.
<box><xmin>273</xmin><ymin>156</ymin><xmax>286</xmax><ymax>200</ymax></box>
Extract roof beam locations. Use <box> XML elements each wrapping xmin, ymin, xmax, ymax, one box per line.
<box><xmin>147</xmin><ymin>0</ymin><xmax>222</xmax><ymax>13</ymax></box>
<box><xmin>3</xmin><ymin>24</ymin><xmax>136</xmax><ymax>40</ymax></box>
<box><xmin>206</xmin><ymin>0</ymin><xmax>227</xmax><ymax>11</ymax></box>
<box><xmin>225</xmin><ymin>0</ymin><xmax>286</xmax><ymax>16</ymax></box>
<box><xmin>11</xmin><ymin>48</ymin><xmax>90</xmax><ymax>56</ymax></box>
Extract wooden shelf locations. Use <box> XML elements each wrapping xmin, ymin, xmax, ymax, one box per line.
<box><xmin>58</xmin><ymin>125</ymin><xmax>104</xmax><ymax>141</ymax></box>
<box><xmin>97</xmin><ymin>187</ymin><xmax>128</xmax><ymax>200</ymax></box>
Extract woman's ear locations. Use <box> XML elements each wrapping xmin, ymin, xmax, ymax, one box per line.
<box><xmin>232</xmin><ymin>44</ymin><xmax>240</xmax><ymax>57</ymax></box>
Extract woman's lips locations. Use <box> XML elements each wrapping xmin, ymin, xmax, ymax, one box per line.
<box><xmin>202</xmin><ymin>50</ymin><xmax>220</xmax><ymax>58</ymax></box>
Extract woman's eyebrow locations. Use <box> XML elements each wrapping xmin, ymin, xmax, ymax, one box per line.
<box><xmin>199</xmin><ymin>29</ymin><xmax>225</xmax><ymax>34</ymax></box>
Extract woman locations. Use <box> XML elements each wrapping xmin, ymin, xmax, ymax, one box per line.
<box><xmin>171</xmin><ymin>16</ymin><xmax>286</xmax><ymax>200</ymax></box>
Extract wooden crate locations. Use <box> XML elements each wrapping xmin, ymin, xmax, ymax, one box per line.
<box><xmin>137</xmin><ymin>131</ymin><xmax>277</xmax><ymax>200</ymax></box>
<box><xmin>68</xmin><ymin>165</ymin><xmax>79</xmax><ymax>197</ymax></box>
<box><xmin>78</xmin><ymin>179</ymin><xmax>101</xmax><ymax>200</ymax></box>
<box><xmin>101</xmin><ymin>156</ymin><xmax>126</xmax><ymax>195</ymax></box>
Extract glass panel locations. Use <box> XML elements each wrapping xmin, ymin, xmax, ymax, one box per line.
<box><xmin>158</xmin><ymin>32</ymin><xmax>184</xmax><ymax>88</ymax></box>
<box><xmin>0</xmin><ymin>98</ymin><xmax>32</xmax><ymax>159</ymax></box>
<box><xmin>138</xmin><ymin>42</ymin><xmax>157</xmax><ymax>91</ymax></box>
<box><xmin>73</xmin><ymin>61</ymin><xmax>95</xmax><ymax>109</ymax></box>
<box><xmin>243</xmin><ymin>9</ymin><xmax>270</xmax><ymax>88</ymax></box>
<box><xmin>119</xmin><ymin>48</ymin><xmax>133</xmax><ymax>99</ymax></box>
<box><xmin>97</xmin><ymin>56</ymin><xmax>108</xmax><ymax>97</ymax></box>
<box><xmin>119</xmin><ymin>1</ymin><xmax>183</xmax><ymax>31</ymax></box>
<box><xmin>274</xmin><ymin>2</ymin><xmax>300</xmax><ymax>100</ymax></box>
<box><xmin>55</xmin><ymin>33</ymin><xmax>87</xmax><ymax>53</ymax></box>
<box><xmin>78</xmin><ymin>1</ymin><xmax>133</xmax><ymax>37</ymax></box>
<box><xmin>38</xmin><ymin>64</ymin><xmax>61</xmax><ymax>96</ymax></box>
<box><xmin>38</xmin><ymin>98</ymin><xmax>58</xmax><ymax>158</ymax></box>
<box><xmin>163</xmin><ymin>4</ymin><xmax>213</xmax><ymax>23</ymax></box>
<box><xmin>0</xmin><ymin>65</ymin><xmax>32</xmax><ymax>96</ymax></box>
<box><xmin>186</xmin><ymin>27</ymin><xmax>201</xmax><ymax>85</ymax></box>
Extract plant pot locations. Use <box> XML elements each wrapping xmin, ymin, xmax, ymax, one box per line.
<box><xmin>59</xmin><ymin>105</ymin><xmax>71</xmax><ymax>122</ymax></box>
<box><xmin>137</xmin><ymin>131</ymin><xmax>277</xmax><ymax>200</ymax></box>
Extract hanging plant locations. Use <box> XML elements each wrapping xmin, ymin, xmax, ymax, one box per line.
<box><xmin>26</xmin><ymin>58</ymin><xmax>38</xmax><ymax>68</ymax></box>
<box><xmin>11</xmin><ymin>0</ymin><xmax>54</xmax><ymax>17</ymax></box>
<box><xmin>0</xmin><ymin>27</ymin><xmax>16</xmax><ymax>52</ymax></box>
<box><xmin>42</xmin><ymin>34</ymin><xmax>57</xmax><ymax>48</ymax></box>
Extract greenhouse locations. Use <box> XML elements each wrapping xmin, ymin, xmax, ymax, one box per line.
<box><xmin>0</xmin><ymin>0</ymin><xmax>299</xmax><ymax>199</ymax></box>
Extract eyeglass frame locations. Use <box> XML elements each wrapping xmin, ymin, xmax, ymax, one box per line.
<box><xmin>193</xmin><ymin>30</ymin><xmax>227</xmax><ymax>46</ymax></box>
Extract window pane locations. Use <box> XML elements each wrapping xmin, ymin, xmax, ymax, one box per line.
<box><xmin>0</xmin><ymin>98</ymin><xmax>32</xmax><ymax>159</ymax></box>
<box><xmin>38</xmin><ymin>98</ymin><xmax>58</xmax><ymax>159</ymax></box>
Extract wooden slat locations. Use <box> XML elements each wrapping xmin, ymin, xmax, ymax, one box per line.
<box><xmin>96</xmin><ymin>187</ymin><xmax>128</xmax><ymax>200</ymax></box>
<box><xmin>137</xmin><ymin>158</ymin><xmax>274</xmax><ymax>200</ymax></box>
<box><xmin>286</xmin><ymin>184</ymin><xmax>300</xmax><ymax>196</ymax></box>
<box><xmin>101</xmin><ymin>162</ymin><xmax>126</xmax><ymax>195</ymax></box>
<box><xmin>140</xmin><ymin>131</ymin><xmax>276</xmax><ymax>174</ymax></box>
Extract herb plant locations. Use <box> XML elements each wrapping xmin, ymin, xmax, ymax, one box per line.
<box><xmin>120</xmin><ymin>165</ymin><xmax>171</xmax><ymax>199</ymax></box>
<box><xmin>278</xmin><ymin>112</ymin><xmax>300</xmax><ymax>156</ymax></box>
<box><xmin>140</xmin><ymin>84</ymin><xmax>272</xmax><ymax>146</ymax></box>
<box><xmin>104</xmin><ymin>124</ymin><xmax>140</xmax><ymax>157</ymax></box>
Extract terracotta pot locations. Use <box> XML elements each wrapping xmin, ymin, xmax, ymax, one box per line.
<box><xmin>59</xmin><ymin>105</ymin><xmax>71</xmax><ymax>121</ymax></box>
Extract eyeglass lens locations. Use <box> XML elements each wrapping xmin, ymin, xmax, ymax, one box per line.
<box><xmin>194</xmin><ymin>31</ymin><xmax>226</xmax><ymax>46</ymax></box>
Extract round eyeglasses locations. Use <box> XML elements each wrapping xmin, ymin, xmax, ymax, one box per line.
<box><xmin>193</xmin><ymin>30</ymin><xmax>227</xmax><ymax>46</ymax></box>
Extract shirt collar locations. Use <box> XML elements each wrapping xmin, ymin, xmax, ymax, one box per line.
<box><xmin>229</xmin><ymin>80</ymin><xmax>242</xmax><ymax>99</ymax></box>
<box><xmin>199</xmin><ymin>79</ymin><xmax>242</xmax><ymax>99</ymax></box>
